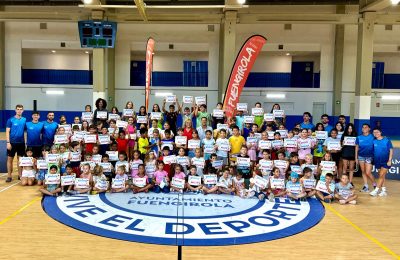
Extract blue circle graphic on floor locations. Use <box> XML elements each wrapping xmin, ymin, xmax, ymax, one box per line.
<box><xmin>42</xmin><ymin>193</ymin><xmax>325</xmax><ymax>246</ymax></box>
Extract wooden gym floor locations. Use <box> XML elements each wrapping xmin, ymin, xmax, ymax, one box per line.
<box><xmin>0</xmin><ymin>133</ymin><xmax>399</xmax><ymax>260</ymax></box>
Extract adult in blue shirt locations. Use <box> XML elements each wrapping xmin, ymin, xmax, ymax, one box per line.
<box><xmin>300</xmin><ymin>112</ymin><xmax>315</xmax><ymax>130</ymax></box>
<box><xmin>6</xmin><ymin>104</ymin><xmax>26</xmax><ymax>183</ymax></box>
<box><xmin>320</xmin><ymin>114</ymin><xmax>333</xmax><ymax>134</ymax></box>
<box><xmin>370</xmin><ymin>128</ymin><xmax>393</xmax><ymax>197</ymax></box>
<box><xmin>26</xmin><ymin>111</ymin><xmax>44</xmax><ymax>158</ymax></box>
<box><xmin>42</xmin><ymin>112</ymin><xmax>58</xmax><ymax>147</ymax></box>
<box><xmin>355</xmin><ymin>124</ymin><xmax>376</xmax><ymax>193</ymax></box>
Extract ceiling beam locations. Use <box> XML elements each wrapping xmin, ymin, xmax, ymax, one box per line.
<box><xmin>133</xmin><ymin>0</ymin><xmax>148</xmax><ymax>21</ymax></box>
<box><xmin>360</xmin><ymin>0</ymin><xmax>394</xmax><ymax>12</ymax></box>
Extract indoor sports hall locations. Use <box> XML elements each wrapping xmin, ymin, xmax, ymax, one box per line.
<box><xmin>0</xmin><ymin>0</ymin><xmax>399</xmax><ymax>259</ymax></box>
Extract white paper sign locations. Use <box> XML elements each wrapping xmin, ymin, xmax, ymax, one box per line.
<box><xmin>106</xmin><ymin>151</ymin><xmax>118</xmax><ymax>161</ymax></box>
<box><xmin>192</xmin><ymin>158</ymin><xmax>205</xmax><ymax>168</ymax></box>
<box><xmin>137</xmin><ymin>116</ymin><xmax>148</xmax><ymax>124</ymax></box>
<box><xmin>213</xmin><ymin>109</ymin><xmax>224</xmax><ymax>118</ymax></box>
<box><xmin>258</xmin><ymin>140</ymin><xmax>272</xmax><ymax>150</ymax></box>
<box><xmin>277</xmin><ymin>130</ymin><xmax>288</xmax><ymax>139</ymax></box>
<box><xmin>254</xmin><ymin>175</ymin><xmax>268</xmax><ymax>189</ymax></box>
<box><xmin>91</xmin><ymin>154</ymin><xmax>102</xmax><ymax>163</ymax></box>
<box><xmin>320</xmin><ymin>161</ymin><xmax>336</xmax><ymax>171</ymax></box>
<box><xmin>298</xmin><ymin>139</ymin><xmax>312</xmax><ymax>149</ymax></box>
<box><xmin>217</xmin><ymin>124</ymin><xmax>229</xmax><ymax>130</ymax></box>
<box><xmin>175</xmin><ymin>136</ymin><xmax>187</xmax><ymax>146</ymax></box>
<box><xmin>133</xmin><ymin>177</ymin><xmax>147</xmax><ymax>188</ymax></box>
<box><xmin>195</xmin><ymin>96</ymin><xmax>206</xmax><ymax>105</ymax></box>
<box><xmin>97</xmin><ymin>111</ymin><xmax>108</xmax><ymax>119</ymax></box>
<box><xmin>45</xmin><ymin>173</ymin><xmax>60</xmax><ymax>185</ymax></box>
<box><xmin>123</xmin><ymin>109</ymin><xmax>134</xmax><ymax>117</ymax></box>
<box><xmin>108</xmin><ymin>113</ymin><xmax>120</xmax><ymax>121</ymax></box>
<box><xmin>70</xmin><ymin>152</ymin><xmax>81</xmax><ymax>162</ymax></box>
<box><xmin>343</xmin><ymin>137</ymin><xmax>356</xmax><ymax>146</ymax></box>
<box><xmin>327</xmin><ymin>140</ymin><xmax>341</xmax><ymax>151</ymax></box>
<box><xmin>82</xmin><ymin>112</ymin><xmax>93</xmax><ymax>121</ymax></box>
<box><xmin>59</xmin><ymin>124</ymin><xmax>71</xmax><ymax>134</ymax></box>
<box><xmin>98</xmin><ymin>134</ymin><xmax>110</xmax><ymax>145</ymax></box>
<box><xmin>303</xmin><ymin>179</ymin><xmax>316</xmax><ymax>189</ymax></box>
<box><xmin>291</xmin><ymin>165</ymin><xmax>302</xmax><ymax>175</ymax></box>
<box><xmin>112</xmin><ymin>178</ymin><xmax>125</xmax><ymax>189</ymax></box>
<box><xmin>247</xmin><ymin>137</ymin><xmax>258</xmax><ymax>145</ymax></box>
<box><xmin>287</xmin><ymin>183</ymin><xmax>302</xmax><ymax>194</ymax></box>
<box><xmin>61</xmin><ymin>175</ymin><xmax>75</xmax><ymax>186</ymax></box>
<box><xmin>72</xmin><ymin>131</ymin><xmax>84</xmax><ymax>141</ymax></box>
<box><xmin>272</xmin><ymin>140</ymin><xmax>284</xmax><ymax>149</ymax></box>
<box><xmin>188</xmin><ymin>175</ymin><xmax>201</xmax><ymax>186</ymax></box>
<box><xmin>163</xmin><ymin>155</ymin><xmax>177</xmax><ymax>165</ymax></box>
<box><xmin>244</xmin><ymin>116</ymin><xmax>255</xmax><ymax>124</ymax></box>
<box><xmin>270</xmin><ymin>178</ymin><xmax>285</xmax><ymax>189</ymax></box>
<box><xmin>54</xmin><ymin>134</ymin><xmax>68</xmax><ymax>144</ymax></box>
<box><xmin>267</xmin><ymin>131</ymin><xmax>275</xmax><ymax>140</ymax></box>
<box><xmin>237</xmin><ymin>157</ymin><xmax>250</xmax><ymax>167</ymax></box>
<box><xmin>37</xmin><ymin>159</ymin><xmax>48</xmax><ymax>170</ymax></box>
<box><xmin>211</xmin><ymin>160</ymin><xmax>223</xmax><ymax>168</ymax></box>
<box><xmin>252</xmin><ymin>108</ymin><xmax>264</xmax><ymax>116</ymax></box>
<box><xmin>172</xmin><ymin>177</ymin><xmax>185</xmax><ymax>189</ymax></box>
<box><xmin>116</xmin><ymin>120</ymin><xmax>128</xmax><ymax>128</ymax></box>
<box><xmin>183</xmin><ymin>96</ymin><xmax>193</xmax><ymax>104</ymax></box>
<box><xmin>19</xmin><ymin>157</ymin><xmax>33</xmax><ymax>167</ymax></box>
<box><xmin>108</xmin><ymin>127</ymin><xmax>119</xmax><ymax>135</ymax></box>
<box><xmin>259</xmin><ymin>160</ymin><xmax>273</xmax><ymax>171</ymax></box>
<box><xmin>203</xmin><ymin>174</ymin><xmax>218</xmax><ymax>185</ymax></box>
<box><xmin>284</xmin><ymin>139</ymin><xmax>297</xmax><ymax>148</ymax></box>
<box><xmin>176</xmin><ymin>157</ymin><xmax>190</xmax><ymax>166</ymax></box>
<box><xmin>274</xmin><ymin>160</ymin><xmax>287</xmax><ymax>169</ymax></box>
<box><xmin>150</xmin><ymin>112</ymin><xmax>162</xmax><ymax>120</ymax></box>
<box><xmin>264</xmin><ymin>113</ymin><xmax>275</xmax><ymax>122</ymax></box>
<box><xmin>99</xmin><ymin>162</ymin><xmax>112</xmax><ymax>172</ymax></box>
<box><xmin>166</xmin><ymin>95</ymin><xmax>176</xmax><ymax>103</ymax></box>
<box><xmin>95</xmin><ymin>179</ymin><xmax>109</xmax><ymax>190</ymax></box>
<box><xmin>316</xmin><ymin>131</ymin><xmax>328</xmax><ymax>140</ymax></box>
<box><xmin>84</xmin><ymin>134</ymin><xmax>96</xmax><ymax>144</ymax></box>
<box><xmin>273</xmin><ymin>110</ymin><xmax>285</xmax><ymax>117</ymax></box>
<box><xmin>236</xmin><ymin>103</ymin><xmax>248</xmax><ymax>111</ymax></box>
<box><xmin>316</xmin><ymin>180</ymin><xmax>329</xmax><ymax>193</ymax></box>
<box><xmin>188</xmin><ymin>139</ymin><xmax>201</xmax><ymax>149</ymax></box>
<box><xmin>46</xmin><ymin>154</ymin><xmax>60</xmax><ymax>163</ymax></box>
<box><xmin>203</xmin><ymin>144</ymin><xmax>216</xmax><ymax>154</ymax></box>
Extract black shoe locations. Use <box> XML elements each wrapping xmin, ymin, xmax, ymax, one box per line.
<box><xmin>18</xmin><ymin>176</ymin><xmax>21</xmax><ymax>180</ymax></box>
<box><xmin>5</xmin><ymin>177</ymin><xmax>12</xmax><ymax>183</ymax></box>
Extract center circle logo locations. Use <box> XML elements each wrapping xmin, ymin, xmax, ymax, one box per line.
<box><xmin>42</xmin><ymin>193</ymin><xmax>325</xmax><ymax>246</ymax></box>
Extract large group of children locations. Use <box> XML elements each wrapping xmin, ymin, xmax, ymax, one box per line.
<box><xmin>12</xmin><ymin>97</ymin><xmax>394</xmax><ymax>205</ymax></box>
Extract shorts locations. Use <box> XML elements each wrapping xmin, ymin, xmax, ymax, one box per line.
<box><xmin>375</xmin><ymin>161</ymin><xmax>391</xmax><ymax>170</ymax></box>
<box><xmin>22</xmin><ymin>169</ymin><xmax>36</xmax><ymax>178</ymax></box>
<box><xmin>7</xmin><ymin>143</ymin><xmax>25</xmax><ymax>157</ymax></box>
<box><xmin>31</xmin><ymin>146</ymin><xmax>42</xmax><ymax>158</ymax></box>
<box><xmin>36</xmin><ymin>170</ymin><xmax>47</xmax><ymax>181</ymax></box>
<box><xmin>204</xmin><ymin>184</ymin><xmax>215</xmax><ymax>189</ymax></box>
<box><xmin>342</xmin><ymin>156</ymin><xmax>355</xmax><ymax>161</ymax></box>
<box><xmin>358</xmin><ymin>156</ymin><xmax>373</xmax><ymax>164</ymax></box>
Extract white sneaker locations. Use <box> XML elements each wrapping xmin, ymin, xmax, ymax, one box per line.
<box><xmin>378</xmin><ymin>191</ymin><xmax>387</xmax><ymax>197</ymax></box>
<box><xmin>348</xmin><ymin>200</ymin><xmax>357</xmax><ymax>205</ymax></box>
<box><xmin>339</xmin><ymin>200</ymin><xmax>346</xmax><ymax>205</ymax></box>
<box><xmin>370</xmin><ymin>188</ymin><xmax>379</xmax><ymax>197</ymax></box>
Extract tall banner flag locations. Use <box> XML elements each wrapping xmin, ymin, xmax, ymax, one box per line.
<box><xmin>222</xmin><ymin>35</ymin><xmax>267</xmax><ymax>119</ymax></box>
<box><xmin>145</xmin><ymin>38</ymin><xmax>155</xmax><ymax>112</ymax></box>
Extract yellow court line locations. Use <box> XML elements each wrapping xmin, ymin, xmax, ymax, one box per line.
<box><xmin>0</xmin><ymin>196</ymin><xmax>42</xmax><ymax>226</ymax></box>
<box><xmin>325</xmin><ymin>203</ymin><xmax>400</xmax><ymax>259</ymax></box>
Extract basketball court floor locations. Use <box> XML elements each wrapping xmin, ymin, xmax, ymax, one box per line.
<box><xmin>1</xmin><ymin>134</ymin><xmax>399</xmax><ymax>260</ymax></box>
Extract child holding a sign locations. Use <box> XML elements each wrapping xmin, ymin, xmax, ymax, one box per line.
<box><xmin>39</xmin><ymin>165</ymin><xmax>62</xmax><ymax>196</ymax></box>
<box><xmin>144</xmin><ymin>151</ymin><xmax>157</xmax><ymax>181</ymax></box>
<box><xmin>235</xmin><ymin>146</ymin><xmax>252</xmax><ymax>189</ymax></box>
<box><xmin>111</xmin><ymin>165</ymin><xmax>129</xmax><ymax>193</ymax></box>
<box><xmin>215</xmin><ymin>129</ymin><xmax>230</xmax><ymax>165</ymax></box>
<box><xmin>316</xmin><ymin>173</ymin><xmax>336</xmax><ymax>203</ymax></box>
<box><xmin>126</xmin><ymin>117</ymin><xmax>137</xmax><ymax>161</ymax></box>
<box><xmin>249</xmin><ymin>171</ymin><xmax>268</xmax><ymax>200</ymax></box>
<box><xmin>36</xmin><ymin>146</ymin><xmax>50</xmax><ymax>186</ymax></box>
<box><xmin>153</xmin><ymin>161</ymin><xmax>170</xmax><ymax>193</ymax></box>
<box><xmin>191</xmin><ymin>148</ymin><xmax>205</xmax><ymax>177</ymax></box>
<box><xmin>257</xmin><ymin>150</ymin><xmax>273</xmax><ymax>178</ymax></box>
<box><xmin>268</xmin><ymin>167</ymin><xmax>286</xmax><ymax>202</ymax></box>
<box><xmin>218</xmin><ymin>169</ymin><xmax>234</xmax><ymax>195</ymax></box>
<box><xmin>170</xmin><ymin>164</ymin><xmax>186</xmax><ymax>193</ymax></box>
<box><xmin>202</xmin><ymin>130</ymin><xmax>216</xmax><ymax>161</ymax></box>
<box><xmin>318</xmin><ymin>152</ymin><xmax>337</xmax><ymax>181</ymax></box>
<box><xmin>92</xmin><ymin>164</ymin><xmax>108</xmax><ymax>194</ymax></box>
<box><xmin>130</xmin><ymin>150</ymin><xmax>143</xmax><ymax>178</ymax></box>
<box><xmin>297</xmin><ymin>129</ymin><xmax>316</xmax><ymax>165</ymax></box>
<box><xmin>340</xmin><ymin>123</ymin><xmax>357</xmax><ymax>183</ymax></box>
<box><xmin>138</xmin><ymin>128</ymin><xmax>150</xmax><ymax>160</ymax></box>
<box><xmin>131</xmin><ymin>164</ymin><xmax>153</xmax><ymax>194</ymax></box>
<box><xmin>72</xmin><ymin>163</ymin><xmax>92</xmax><ymax>194</ymax></box>
<box><xmin>20</xmin><ymin>147</ymin><xmax>36</xmax><ymax>186</ymax></box>
<box><xmin>300</xmin><ymin>167</ymin><xmax>316</xmax><ymax>198</ymax></box>
<box><xmin>286</xmin><ymin>172</ymin><xmax>306</xmax><ymax>201</ymax></box>
<box><xmin>186</xmin><ymin>165</ymin><xmax>203</xmax><ymax>193</ymax></box>
<box><xmin>61</xmin><ymin>164</ymin><xmax>76</xmax><ymax>194</ymax></box>
<box><xmin>335</xmin><ymin>174</ymin><xmax>357</xmax><ymax>205</ymax></box>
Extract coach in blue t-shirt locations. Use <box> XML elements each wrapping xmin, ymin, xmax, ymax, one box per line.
<box><xmin>300</xmin><ymin>112</ymin><xmax>315</xmax><ymax>130</ymax></box>
<box><xmin>355</xmin><ymin>123</ymin><xmax>376</xmax><ymax>193</ymax></box>
<box><xmin>369</xmin><ymin>128</ymin><xmax>393</xmax><ymax>197</ymax></box>
<box><xmin>6</xmin><ymin>104</ymin><xmax>26</xmax><ymax>182</ymax></box>
<box><xmin>26</xmin><ymin>111</ymin><xmax>44</xmax><ymax>158</ymax></box>
<box><xmin>42</xmin><ymin>111</ymin><xmax>58</xmax><ymax>147</ymax></box>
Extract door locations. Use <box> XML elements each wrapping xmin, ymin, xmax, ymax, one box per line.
<box><xmin>291</xmin><ymin>62</ymin><xmax>314</xmax><ymax>88</ymax></box>
<box><xmin>312</xmin><ymin>102</ymin><xmax>326</xmax><ymax>125</ymax></box>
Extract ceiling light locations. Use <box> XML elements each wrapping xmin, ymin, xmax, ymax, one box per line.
<box><xmin>237</xmin><ymin>0</ymin><xmax>246</xmax><ymax>4</ymax></box>
<box><xmin>85</xmin><ymin>51</ymin><xmax>89</xmax><ymax>54</ymax></box>
<box><xmin>155</xmin><ymin>92</ymin><xmax>173</xmax><ymax>97</ymax></box>
<box><xmin>51</xmin><ymin>50</ymin><xmax>56</xmax><ymax>53</ymax></box>
<box><xmin>82</xmin><ymin>0</ymin><xmax>93</xmax><ymax>4</ymax></box>
<box><xmin>286</xmin><ymin>53</ymin><xmax>290</xmax><ymax>56</ymax></box>
<box><xmin>391</xmin><ymin>0</ymin><xmax>400</xmax><ymax>5</ymax></box>
<box><xmin>382</xmin><ymin>95</ymin><xmax>400</xmax><ymax>100</ymax></box>
<box><xmin>46</xmin><ymin>90</ymin><xmax>64</xmax><ymax>95</ymax></box>
<box><xmin>266</xmin><ymin>93</ymin><xmax>286</xmax><ymax>99</ymax></box>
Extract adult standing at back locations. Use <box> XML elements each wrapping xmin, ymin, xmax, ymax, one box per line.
<box><xmin>5</xmin><ymin>104</ymin><xmax>26</xmax><ymax>182</ymax></box>
<box><xmin>355</xmin><ymin>123</ymin><xmax>376</xmax><ymax>192</ymax></box>
<box><xmin>320</xmin><ymin>114</ymin><xmax>333</xmax><ymax>133</ymax></box>
<box><xmin>300</xmin><ymin>112</ymin><xmax>315</xmax><ymax>130</ymax></box>
<box><xmin>26</xmin><ymin>111</ymin><xmax>44</xmax><ymax>158</ymax></box>
<box><xmin>92</xmin><ymin>98</ymin><xmax>108</xmax><ymax>127</ymax></box>
<box><xmin>42</xmin><ymin>112</ymin><xmax>58</xmax><ymax>147</ymax></box>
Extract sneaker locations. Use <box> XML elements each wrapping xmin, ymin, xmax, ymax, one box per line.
<box><xmin>268</xmin><ymin>193</ymin><xmax>275</xmax><ymax>202</ymax></box>
<box><xmin>360</xmin><ymin>186</ymin><xmax>369</xmax><ymax>193</ymax></box>
<box><xmin>349</xmin><ymin>200</ymin><xmax>357</xmax><ymax>205</ymax></box>
<box><xmin>378</xmin><ymin>191</ymin><xmax>387</xmax><ymax>197</ymax></box>
<box><xmin>370</xmin><ymin>188</ymin><xmax>379</xmax><ymax>197</ymax></box>
<box><xmin>339</xmin><ymin>200</ymin><xmax>346</xmax><ymax>204</ymax></box>
<box><xmin>5</xmin><ymin>177</ymin><xmax>12</xmax><ymax>183</ymax></box>
<box><xmin>373</xmin><ymin>183</ymin><xmax>377</xmax><ymax>189</ymax></box>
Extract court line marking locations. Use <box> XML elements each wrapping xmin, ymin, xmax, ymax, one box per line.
<box><xmin>0</xmin><ymin>174</ymin><xmax>8</xmax><ymax>178</ymax></box>
<box><xmin>0</xmin><ymin>181</ymin><xmax>21</xmax><ymax>193</ymax></box>
<box><xmin>325</xmin><ymin>203</ymin><xmax>400</xmax><ymax>259</ymax></box>
<box><xmin>0</xmin><ymin>196</ymin><xmax>41</xmax><ymax>225</ymax></box>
